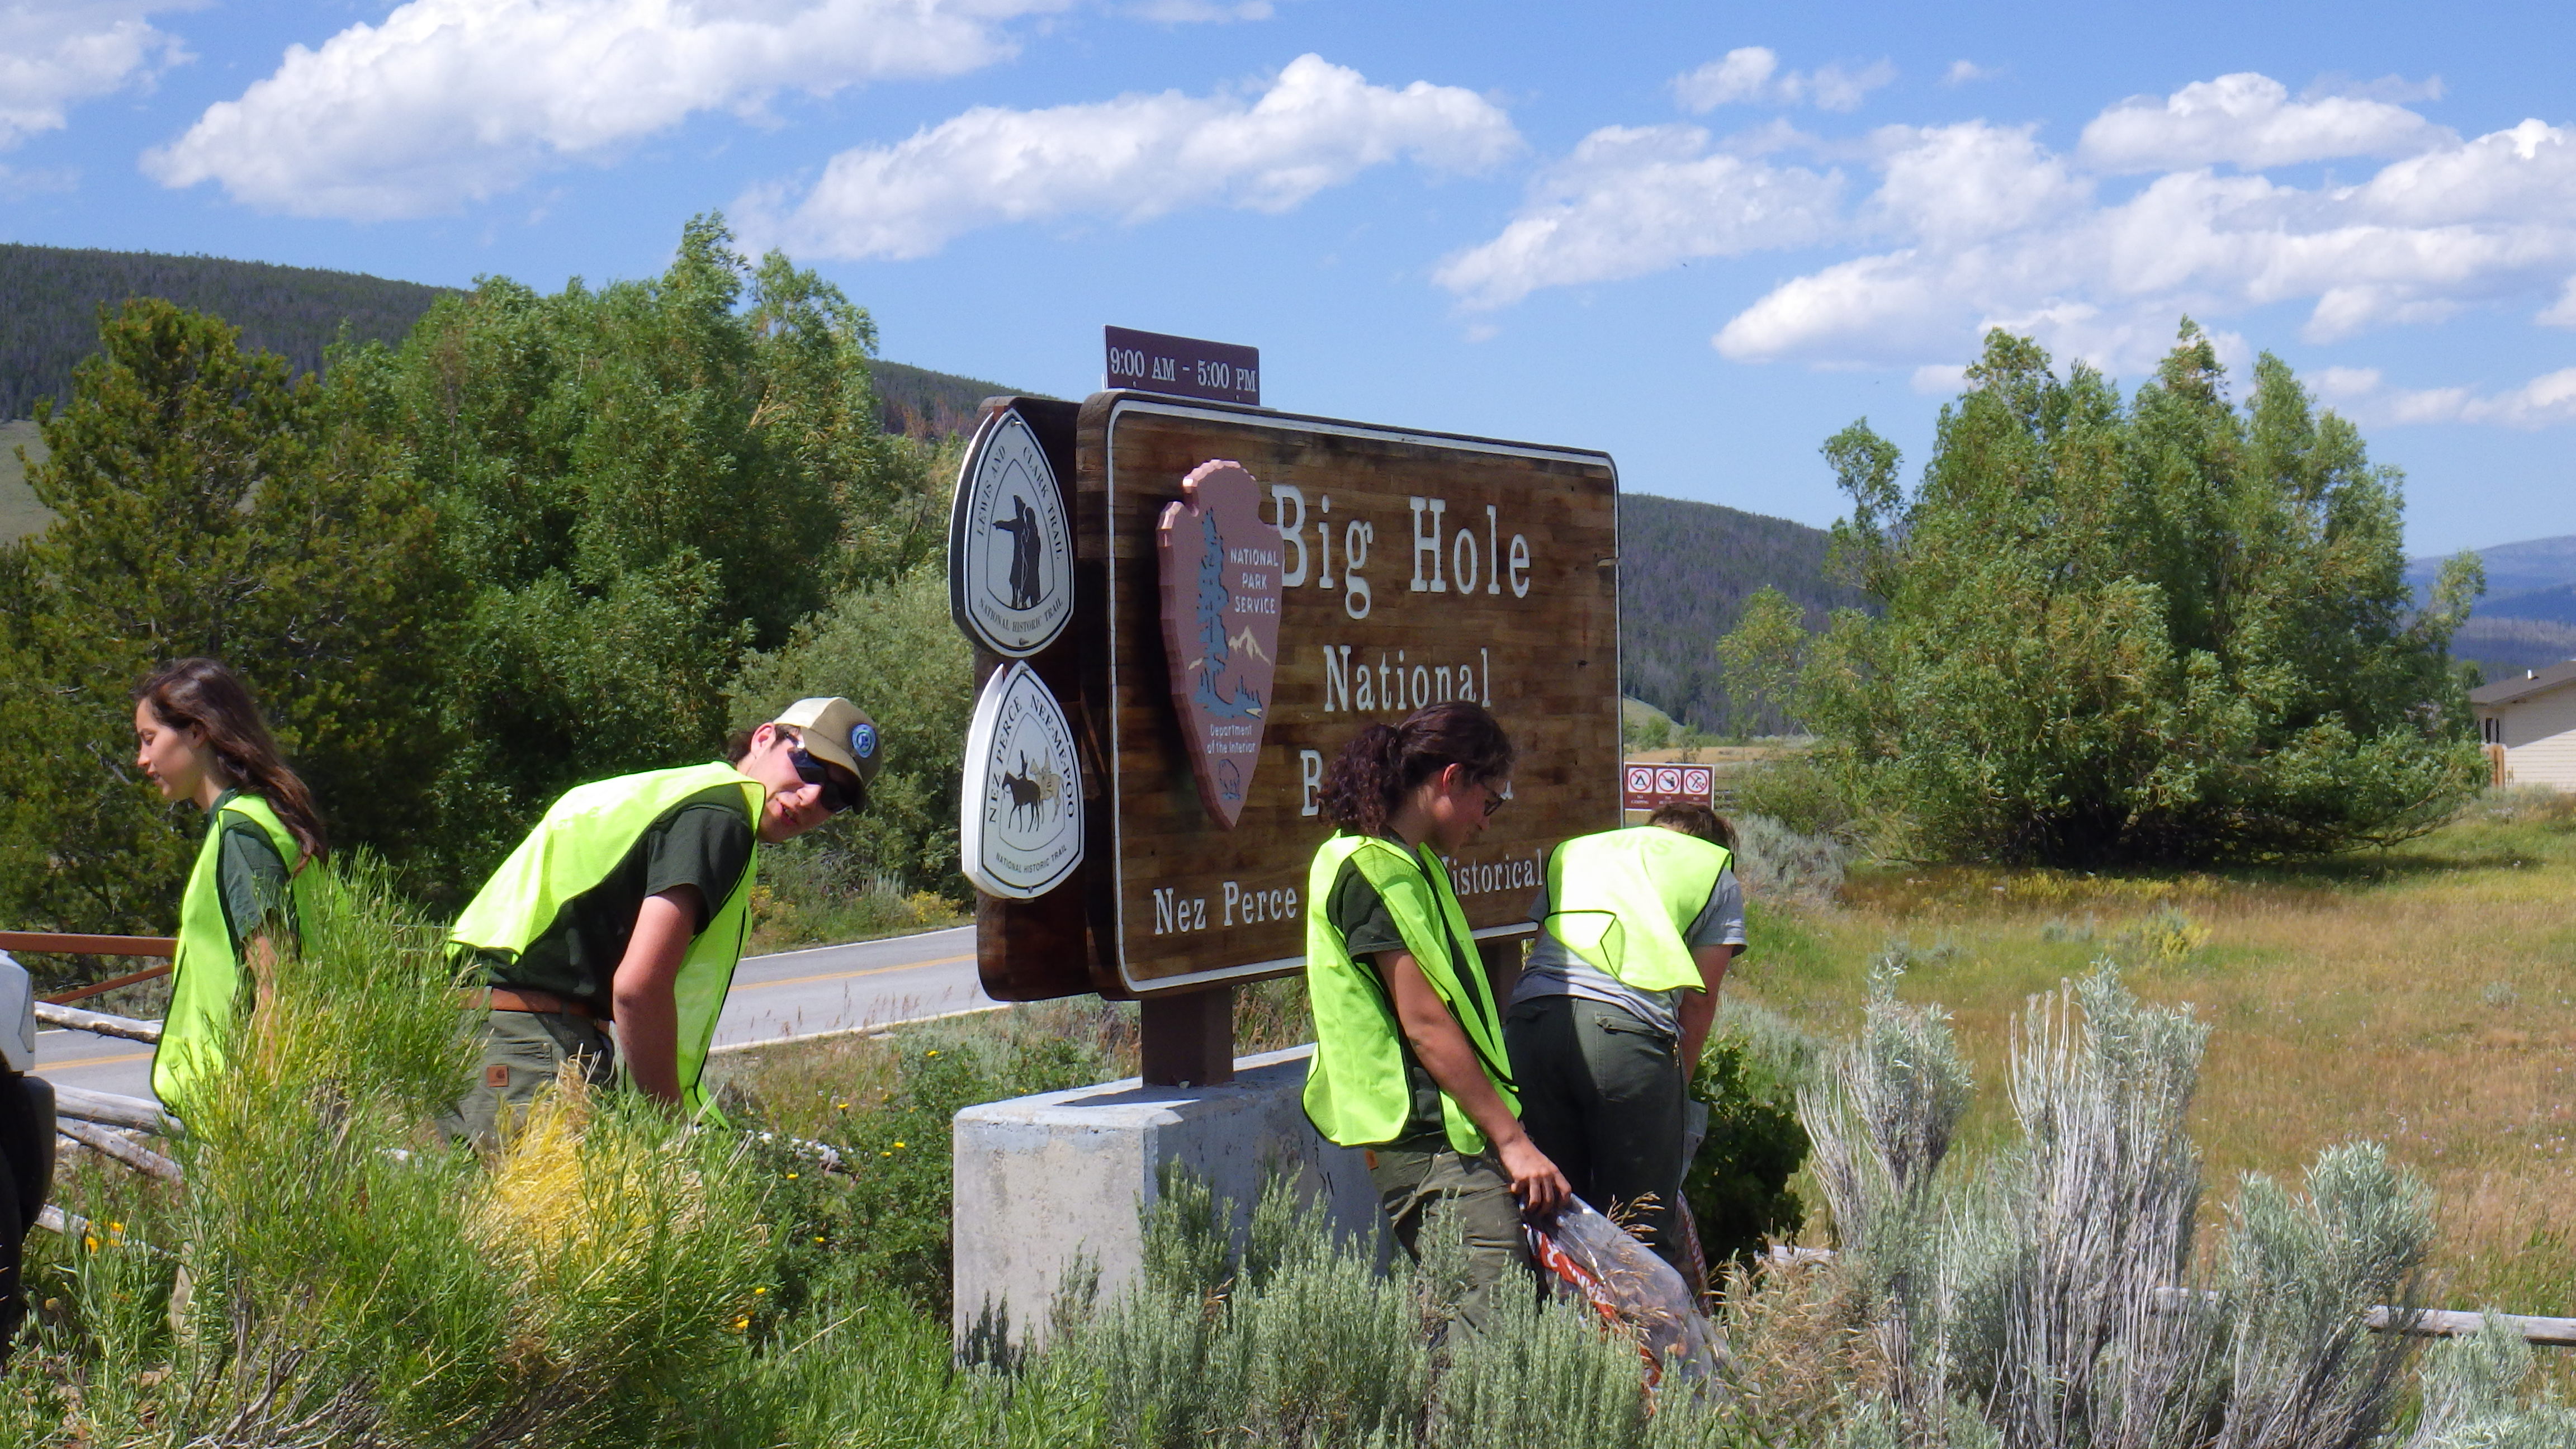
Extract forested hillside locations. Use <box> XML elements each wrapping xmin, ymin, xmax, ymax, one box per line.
<box><xmin>1</xmin><ymin>243</ymin><xmax>1025</xmax><ymax>437</ymax></box>
<box><xmin>1617</xmin><ymin>493</ymin><xmax>1872</xmax><ymax>731</ymax></box>
<box><xmin>875</xmin><ymin>359</ymin><xmax>1041</xmax><ymax>439</ymax></box>
<box><xmin>0</xmin><ymin>244</ymin><xmax>452</xmax><ymax>419</ymax></box>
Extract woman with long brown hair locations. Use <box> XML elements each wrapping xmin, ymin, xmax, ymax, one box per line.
<box><xmin>132</xmin><ymin>658</ymin><xmax>328</xmax><ymax>1110</ymax></box>
<box><xmin>1300</xmin><ymin>701</ymin><xmax>1569</xmax><ymax>1337</ymax></box>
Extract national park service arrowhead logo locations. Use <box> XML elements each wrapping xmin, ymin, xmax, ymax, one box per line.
<box><xmin>961</xmin><ymin>661</ymin><xmax>1083</xmax><ymax>899</ymax></box>
<box><xmin>1156</xmin><ymin>460</ymin><xmax>1284</xmax><ymax>830</ymax></box>
<box><xmin>950</xmin><ymin>408</ymin><xmax>1073</xmax><ymax>658</ymax></box>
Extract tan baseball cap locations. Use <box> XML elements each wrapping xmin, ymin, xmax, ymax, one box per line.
<box><xmin>769</xmin><ymin>697</ymin><xmax>882</xmax><ymax>788</ymax></box>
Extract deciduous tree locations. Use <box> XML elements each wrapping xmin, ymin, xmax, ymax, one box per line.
<box><xmin>1802</xmin><ymin>324</ymin><xmax>2483</xmax><ymax>864</ymax></box>
<box><xmin>1715</xmin><ymin>585</ymin><xmax>1808</xmax><ymax>737</ymax></box>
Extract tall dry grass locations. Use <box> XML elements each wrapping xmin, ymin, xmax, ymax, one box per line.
<box><xmin>1738</xmin><ymin>790</ymin><xmax>2576</xmax><ymax>1320</ymax></box>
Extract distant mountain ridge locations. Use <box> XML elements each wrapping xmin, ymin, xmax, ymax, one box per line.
<box><xmin>1</xmin><ymin>243</ymin><xmax>452</xmax><ymax>420</ymax></box>
<box><xmin>2405</xmin><ymin>534</ymin><xmax>2576</xmax><ymax>600</ymax></box>
<box><xmin>0</xmin><ymin>242</ymin><xmax>1025</xmax><ymax>441</ymax></box>
<box><xmin>1617</xmin><ymin>493</ymin><xmax>1873</xmax><ymax>732</ymax></box>
<box><xmin>2405</xmin><ymin>533</ymin><xmax>2576</xmax><ymax>676</ymax></box>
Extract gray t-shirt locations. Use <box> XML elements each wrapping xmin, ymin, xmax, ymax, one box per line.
<box><xmin>1508</xmin><ymin>866</ymin><xmax>1744</xmax><ymax>1039</ymax></box>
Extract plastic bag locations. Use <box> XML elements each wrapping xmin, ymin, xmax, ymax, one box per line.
<box><xmin>1524</xmin><ymin>1197</ymin><xmax>1727</xmax><ymax>1388</ymax></box>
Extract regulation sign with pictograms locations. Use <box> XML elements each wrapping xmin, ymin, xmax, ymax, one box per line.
<box><xmin>1622</xmin><ymin>761</ymin><xmax>1716</xmax><ymax>811</ymax></box>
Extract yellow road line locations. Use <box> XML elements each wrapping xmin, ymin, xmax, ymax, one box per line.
<box><xmin>44</xmin><ymin>1050</ymin><xmax>151</xmax><ymax>1070</ymax></box>
<box><xmin>732</xmin><ymin>953</ymin><xmax>975</xmax><ymax>992</ymax></box>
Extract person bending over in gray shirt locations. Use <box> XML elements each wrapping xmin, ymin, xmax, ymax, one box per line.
<box><xmin>1503</xmin><ymin>803</ymin><xmax>1742</xmax><ymax>1279</ymax></box>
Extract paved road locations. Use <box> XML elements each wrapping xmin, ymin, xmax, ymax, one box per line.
<box><xmin>32</xmin><ymin>924</ymin><xmax>991</xmax><ymax>1102</ymax></box>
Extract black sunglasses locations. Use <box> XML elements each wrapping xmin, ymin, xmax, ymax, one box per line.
<box><xmin>787</xmin><ymin>744</ymin><xmax>864</xmax><ymax>815</ymax></box>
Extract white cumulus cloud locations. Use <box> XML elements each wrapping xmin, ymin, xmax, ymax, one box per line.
<box><xmin>1712</xmin><ymin>122</ymin><xmax>2576</xmax><ymax>372</ymax></box>
<box><xmin>1448</xmin><ymin>69</ymin><xmax>2576</xmax><ymax>397</ymax></box>
<box><xmin>1433</xmin><ymin>123</ymin><xmax>1840</xmax><ymax>309</ymax></box>
<box><xmin>0</xmin><ymin>0</ymin><xmax>190</xmax><ymax>149</ymax></box>
<box><xmin>145</xmin><ymin>0</ymin><xmax>1081</xmax><ymax>219</ymax></box>
<box><xmin>2078</xmin><ymin>72</ymin><xmax>2447</xmax><ymax>173</ymax></box>
<box><xmin>741</xmin><ymin>54</ymin><xmax>1519</xmax><ymax>260</ymax></box>
<box><xmin>1437</xmin><ymin>67</ymin><xmax>2576</xmax><ymax>427</ymax></box>
<box><xmin>2329</xmin><ymin>366</ymin><xmax>2576</xmax><ymax>428</ymax></box>
<box><xmin>1672</xmin><ymin>48</ymin><xmax>1893</xmax><ymax>115</ymax></box>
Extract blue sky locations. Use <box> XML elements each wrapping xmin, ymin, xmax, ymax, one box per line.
<box><xmin>6</xmin><ymin>1</ymin><xmax>2572</xmax><ymax>558</ymax></box>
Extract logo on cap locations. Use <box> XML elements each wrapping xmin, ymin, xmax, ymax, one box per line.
<box><xmin>850</xmin><ymin>721</ymin><xmax>877</xmax><ymax>761</ymax></box>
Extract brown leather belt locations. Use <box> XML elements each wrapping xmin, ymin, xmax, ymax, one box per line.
<box><xmin>461</xmin><ymin>986</ymin><xmax>607</xmax><ymax>1020</ymax></box>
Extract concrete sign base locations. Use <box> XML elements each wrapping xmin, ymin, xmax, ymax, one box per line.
<box><xmin>951</xmin><ymin>1045</ymin><xmax>1381</xmax><ymax>1353</ymax></box>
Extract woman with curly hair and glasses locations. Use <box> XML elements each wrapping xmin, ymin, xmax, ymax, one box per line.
<box><xmin>1301</xmin><ymin>700</ymin><xmax>1569</xmax><ymax>1336</ymax></box>
<box><xmin>441</xmin><ymin>698</ymin><xmax>879</xmax><ymax>1141</ymax></box>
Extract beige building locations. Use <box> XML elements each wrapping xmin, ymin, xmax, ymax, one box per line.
<box><xmin>2470</xmin><ymin>661</ymin><xmax>2576</xmax><ymax>789</ymax></box>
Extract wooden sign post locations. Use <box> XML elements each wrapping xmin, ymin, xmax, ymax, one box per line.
<box><xmin>956</xmin><ymin>388</ymin><xmax>1621</xmax><ymax>1087</ymax></box>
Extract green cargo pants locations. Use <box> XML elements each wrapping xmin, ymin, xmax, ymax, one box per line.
<box><xmin>1366</xmin><ymin>1135</ymin><xmax>1533</xmax><ymax>1337</ymax></box>
<box><xmin>1502</xmin><ymin>994</ymin><xmax>1690</xmax><ymax>1276</ymax></box>
<box><xmin>435</xmin><ymin>1008</ymin><xmax>617</xmax><ymax>1146</ymax></box>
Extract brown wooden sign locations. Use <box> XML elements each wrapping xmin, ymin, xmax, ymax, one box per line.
<box><xmin>1082</xmin><ymin>393</ymin><xmax>1620</xmax><ymax>995</ymax></box>
<box><xmin>964</xmin><ymin>392</ymin><xmax>1622</xmax><ymax>1003</ymax></box>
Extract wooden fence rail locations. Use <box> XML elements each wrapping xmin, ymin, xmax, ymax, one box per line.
<box><xmin>34</xmin><ymin>1001</ymin><xmax>160</xmax><ymax>1044</ymax></box>
<box><xmin>0</xmin><ymin>932</ymin><xmax>178</xmax><ymax>1004</ymax></box>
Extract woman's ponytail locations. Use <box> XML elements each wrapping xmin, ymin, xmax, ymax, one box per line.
<box><xmin>1319</xmin><ymin>703</ymin><xmax>1514</xmax><ymax>836</ymax></box>
<box><xmin>1319</xmin><ymin>723</ymin><xmax>1405</xmax><ymax>836</ymax></box>
<box><xmin>136</xmin><ymin>659</ymin><xmax>330</xmax><ymax>867</ymax></box>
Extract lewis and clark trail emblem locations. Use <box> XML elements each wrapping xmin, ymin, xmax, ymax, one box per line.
<box><xmin>961</xmin><ymin>661</ymin><xmax>1084</xmax><ymax>899</ymax></box>
<box><xmin>1156</xmin><ymin>460</ymin><xmax>1284</xmax><ymax>830</ymax></box>
<box><xmin>949</xmin><ymin>407</ymin><xmax>1073</xmax><ymax>658</ymax></box>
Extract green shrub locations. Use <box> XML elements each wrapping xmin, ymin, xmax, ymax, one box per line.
<box><xmin>1729</xmin><ymin>755</ymin><xmax>1862</xmax><ymax>842</ymax></box>
<box><xmin>1685</xmin><ymin>1031</ymin><xmax>1810</xmax><ymax>1267</ymax></box>
<box><xmin>722</xmin><ymin>1001</ymin><xmax>1140</xmax><ymax>1320</ymax></box>
<box><xmin>1066</xmin><ymin>1171</ymin><xmax>1778</xmax><ymax>1449</ymax></box>
<box><xmin>1729</xmin><ymin>813</ymin><xmax>1848</xmax><ymax>908</ymax></box>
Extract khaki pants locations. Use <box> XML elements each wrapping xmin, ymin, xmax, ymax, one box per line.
<box><xmin>1503</xmin><ymin>994</ymin><xmax>1690</xmax><ymax>1276</ymax></box>
<box><xmin>1366</xmin><ymin>1137</ymin><xmax>1532</xmax><ymax>1336</ymax></box>
<box><xmin>436</xmin><ymin>1008</ymin><xmax>617</xmax><ymax>1145</ymax></box>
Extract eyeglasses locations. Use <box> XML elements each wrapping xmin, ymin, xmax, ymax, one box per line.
<box><xmin>1478</xmin><ymin>780</ymin><xmax>1508</xmax><ymax>818</ymax></box>
<box><xmin>786</xmin><ymin>742</ymin><xmax>864</xmax><ymax>815</ymax></box>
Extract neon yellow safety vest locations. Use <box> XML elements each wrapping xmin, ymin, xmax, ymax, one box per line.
<box><xmin>448</xmin><ymin>761</ymin><xmax>763</xmax><ymax>1123</ymax></box>
<box><xmin>155</xmin><ymin>793</ymin><xmax>315</xmax><ymax>1111</ymax></box>
<box><xmin>1539</xmin><ymin>827</ymin><xmax>1731</xmax><ymax>994</ymax></box>
<box><xmin>1302</xmin><ymin>833</ymin><xmax>1516</xmax><ymax>1156</ymax></box>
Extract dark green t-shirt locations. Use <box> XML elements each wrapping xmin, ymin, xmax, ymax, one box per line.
<box><xmin>1326</xmin><ymin>849</ymin><xmax>1447</xmax><ymax>1144</ymax></box>
<box><xmin>480</xmin><ymin>785</ymin><xmax>756</xmax><ymax>1010</ymax></box>
<box><xmin>209</xmin><ymin>789</ymin><xmax>296</xmax><ymax>958</ymax></box>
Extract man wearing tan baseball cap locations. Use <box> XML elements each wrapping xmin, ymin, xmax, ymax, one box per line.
<box><xmin>441</xmin><ymin>697</ymin><xmax>878</xmax><ymax>1139</ymax></box>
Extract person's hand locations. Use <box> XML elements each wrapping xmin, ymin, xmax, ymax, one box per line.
<box><xmin>1494</xmin><ymin>1132</ymin><xmax>1572</xmax><ymax>1219</ymax></box>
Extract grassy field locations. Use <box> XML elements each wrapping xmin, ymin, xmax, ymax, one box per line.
<box><xmin>0</xmin><ymin>420</ymin><xmax>51</xmax><ymax>541</ymax></box>
<box><xmin>1738</xmin><ymin>788</ymin><xmax>2576</xmax><ymax>1319</ymax></box>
